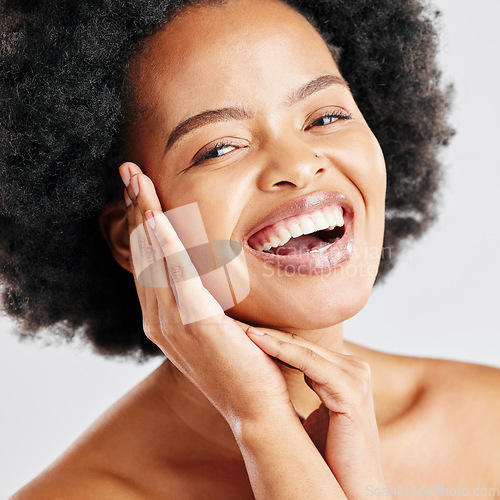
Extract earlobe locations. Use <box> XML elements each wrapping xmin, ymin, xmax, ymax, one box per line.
<box><xmin>98</xmin><ymin>198</ymin><xmax>132</xmax><ymax>273</ymax></box>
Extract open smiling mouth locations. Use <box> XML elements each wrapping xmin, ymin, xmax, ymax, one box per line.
<box><xmin>248</xmin><ymin>205</ymin><xmax>346</xmax><ymax>255</ymax></box>
<box><xmin>244</xmin><ymin>193</ymin><xmax>354</xmax><ymax>275</ymax></box>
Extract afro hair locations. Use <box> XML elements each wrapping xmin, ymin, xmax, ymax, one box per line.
<box><xmin>0</xmin><ymin>0</ymin><xmax>454</xmax><ymax>361</ymax></box>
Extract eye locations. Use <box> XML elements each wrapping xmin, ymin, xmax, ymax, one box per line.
<box><xmin>305</xmin><ymin>109</ymin><xmax>352</xmax><ymax>131</ymax></box>
<box><xmin>192</xmin><ymin>140</ymin><xmax>237</xmax><ymax>166</ymax></box>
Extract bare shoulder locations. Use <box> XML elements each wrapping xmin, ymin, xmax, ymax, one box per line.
<box><xmin>420</xmin><ymin>356</ymin><xmax>500</xmax><ymax>418</ymax></box>
<box><xmin>9</xmin><ymin>432</ymin><xmax>180</xmax><ymax>500</ymax></box>
<box><xmin>421</xmin><ymin>357</ymin><xmax>500</xmax><ymax>480</ymax></box>
<box><xmin>347</xmin><ymin>342</ymin><xmax>500</xmax><ymax>483</ymax></box>
<box><xmin>9</xmin><ymin>362</ymin><xmax>177</xmax><ymax>500</ymax></box>
<box><xmin>10</xmin><ymin>466</ymin><xmax>144</xmax><ymax>500</ymax></box>
<box><xmin>391</xmin><ymin>351</ymin><xmax>500</xmax><ymax>482</ymax></box>
<box><xmin>349</xmin><ymin>341</ymin><xmax>500</xmax><ymax>421</ymax></box>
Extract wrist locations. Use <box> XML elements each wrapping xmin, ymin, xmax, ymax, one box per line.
<box><xmin>229</xmin><ymin>404</ymin><xmax>302</xmax><ymax>445</ymax></box>
<box><xmin>230</xmin><ymin>408</ymin><xmax>346</xmax><ymax>500</ymax></box>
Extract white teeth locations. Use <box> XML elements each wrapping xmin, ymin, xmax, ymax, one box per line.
<box><xmin>289</xmin><ymin>222</ymin><xmax>302</xmax><ymax>238</ymax></box>
<box><xmin>337</xmin><ymin>211</ymin><xmax>344</xmax><ymax>227</ymax></box>
<box><xmin>298</xmin><ymin>217</ymin><xmax>317</xmax><ymax>235</ymax></box>
<box><xmin>325</xmin><ymin>212</ymin><xmax>337</xmax><ymax>228</ymax></box>
<box><xmin>331</xmin><ymin>206</ymin><xmax>344</xmax><ymax>227</ymax></box>
<box><xmin>269</xmin><ymin>236</ymin><xmax>281</xmax><ymax>248</ymax></box>
<box><xmin>277</xmin><ymin>227</ymin><xmax>292</xmax><ymax>246</ymax></box>
<box><xmin>311</xmin><ymin>212</ymin><xmax>329</xmax><ymax>231</ymax></box>
<box><xmin>251</xmin><ymin>205</ymin><xmax>345</xmax><ymax>251</ymax></box>
<box><xmin>309</xmin><ymin>242</ymin><xmax>335</xmax><ymax>253</ymax></box>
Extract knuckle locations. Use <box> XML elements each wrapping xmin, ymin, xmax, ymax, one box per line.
<box><xmin>305</xmin><ymin>348</ymin><xmax>318</xmax><ymax>362</ymax></box>
<box><xmin>296</xmin><ymin>348</ymin><xmax>316</xmax><ymax>373</ymax></box>
<box><xmin>348</xmin><ymin>354</ymin><xmax>365</xmax><ymax>365</ymax></box>
<box><xmin>334</xmin><ymin>356</ymin><xmax>373</xmax><ymax>406</ymax></box>
<box><xmin>350</xmin><ymin>365</ymin><xmax>373</xmax><ymax>402</ymax></box>
<box><xmin>142</xmin><ymin>321</ymin><xmax>157</xmax><ymax>342</ymax></box>
<box><xmin>275</xmin><ymin>338</ymin><xmax>287</xmax><ymax>351</ymax></box>
<box><xmin>356</xmin><ymin>359</ymin><xmax>372</xmax><ymax>382</ymax></box>
<box><xmin>167</xmin><ymin>263</ymin><xmax>186</xmax><ymax>283</ymax></box>
<box><xmin>155</xmin><ymin>231</ymin><xmax>169</xmax><ymax>250</ymax></box>
<box><xmin>348</xmin><ymin>355</ymin><xmax>372</xmax><ymax>380</ymax></box>
<box><xmin>273</xmin><ymin>338</ymin><xmax>289</xmax><ymax>358</ymax></box>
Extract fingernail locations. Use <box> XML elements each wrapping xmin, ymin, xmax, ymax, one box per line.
<box><xmin>124</xmin><ymin>190</ymin><xmax>132</xmax><ymax>207</ymax></box>
<box><xmin>246</xmin><ymin>327</ymin><xmax>265</xmax><ymax>336</ymax></box>
<box><xmin>119</xmin><ymin>165</ymin><xmax>131</xmax><ymax>187</ymax></box>
<box><xmin>145</xmin><ymin>210</ymin><xmax>155</xmax><ymax>229</ymax></box>
<box><xmin>130</xmin><ymin>175</ymin><xmax>140</xmax><ymax>197</ymax></box>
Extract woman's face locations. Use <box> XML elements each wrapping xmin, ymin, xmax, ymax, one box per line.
<box><xmin>125</xmin><ymin>0</ymin><xmax>386</xmax><ymax>330</ymax></box>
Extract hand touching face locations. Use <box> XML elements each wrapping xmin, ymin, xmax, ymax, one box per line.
<box><xmin>122</xmin><ymin>0</ymin><xmax>387</xmax><ymax>331</ymax></box>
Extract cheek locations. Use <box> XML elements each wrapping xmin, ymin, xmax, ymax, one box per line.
<box><xmin>154</xmin><ymin>171</ymin><xmax>248</xmax><ymax>241</ymax></box>
<box><xmin>347</xmin><ymin>130</ymin><xmax>387</xmax><ymax>275</ymax></box>
<box><xmin>330</xmin><ymin>126</ymin><xmax>387</xmax><ymax>204</ymax></box>
<box><xmin>328</xmin><ymin>126</ymin><xmax>387</xmax><ymax>251</ymax></box>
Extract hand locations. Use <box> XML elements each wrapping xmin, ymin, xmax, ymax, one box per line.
<box><xmin>244</xmin><ymin>328</ymin><xmax>387</xmax><ymax>498</ymax></box>
<box><xmin>118</xmin><ymin>162</ymin><xmax>295</xmax><ymax>427</ymax></box>
<box><xmin>118</xmin><ymin>160</ymin><xmax>386</xmax><ymax>498</ymax></box>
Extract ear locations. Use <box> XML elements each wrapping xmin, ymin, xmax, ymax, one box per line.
<box><xmin>98</xmin><ymin>198</ymin><xmax>132</xmax><ymax>273</ymax></box>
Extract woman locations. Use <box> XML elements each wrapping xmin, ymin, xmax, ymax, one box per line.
<box><xmin>2</xmin><ymin>0</ymin><xmax>499</xmax><ymax>497</ymax></box>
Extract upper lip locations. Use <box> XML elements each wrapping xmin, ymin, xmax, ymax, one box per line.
<box><xmin>242</xmin><ymin>191</ymin><xmax>354</xmax><ymax>244</ymax></box>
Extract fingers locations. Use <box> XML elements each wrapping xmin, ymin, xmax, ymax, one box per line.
<box><xmin>243</xmin><ymin>325</ymin><xmax>358</xmax><ymax>371</ymax></box>
<box><xmin>118</xmin><ymin>162</ymin><xmax>224</xmax><ymax>326</ymax></box>
<box><xmin>147</xmin><ymin>206</ymin><xmax>225</xmax><ymax>325</ymax></box>
<box><xmin>118</xmin><ymin>163</ymin><xmax>164</xmax><ymax>340</ymax></box>
<box><xmin>233</xmin><ymin>320</ymin><xmax>358</xmax><ymax>374</ymax></box>
<box><xmin>119</xmin><ymin>164</ymin><xmax>155</xmax><ymax>278</ymax></box>
<box><xmin>245</xmin><ymin>328</ymin><xmax>386</xmax><ymax>494</ymax></box>
<box><xmin>121</xmin><ymin>163</ymin><xmax>176</xmax><ymax>295</ymax></box>
<box><xmin>246</xmin><ymin>329</ymin><xmax>334</xmax><ymax>386</ymax></box>
<box><xmin>245</xmin><ymin>328</ymin><xmax>373</xmax><ymax>413</ymax></box>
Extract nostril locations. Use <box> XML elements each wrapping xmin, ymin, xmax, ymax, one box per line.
<box><xmin>273</xmin><ymin>180</ymin><xmax>296</xmax><ymax>187</ymax></box>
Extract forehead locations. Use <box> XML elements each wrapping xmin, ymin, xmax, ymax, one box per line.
<box><xmin>128</xmin><ymin>0</ymin><xmax>339</xmax><ymax>126</ymax></box>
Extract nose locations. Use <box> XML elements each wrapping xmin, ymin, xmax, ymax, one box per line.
<box><xmin>257</xmin><ymin>141</ymin><xmax>326</xmax><ymax>191</ymax></box>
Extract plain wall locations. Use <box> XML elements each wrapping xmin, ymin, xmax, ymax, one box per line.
<box><xmin>1</xmin><ymin>0</ymin><xmax>499</xmax><ymax>496</ymax></box>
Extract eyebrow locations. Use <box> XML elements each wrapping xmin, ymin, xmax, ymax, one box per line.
<box><xmin>165</xmin><ymin>107</ymin><xmax>250</xmax><ymax>152</ymax></box>
<box><xmin>164</xmin><ymin>74</ymin><xmax>349</xmax><ymax>153</ymax></box>
<box><xmin>285</xmin><ymin>74</ymin><xmax>349</xmax><ymax>106</ymax></box>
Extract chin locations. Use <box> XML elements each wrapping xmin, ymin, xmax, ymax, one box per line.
<box><xmin>226</xmin><ymin>264</ymin><xmax>377</xmax><ymax>331</ymax></box>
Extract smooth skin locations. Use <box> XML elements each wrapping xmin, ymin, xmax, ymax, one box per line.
<box><xmin>12</xmin><ymin>0</ymin><xmax>500</xmax><ymax>498</ymax></box>
<box><xmin>118</xmin><ymin>165</ymin><xmax>386</xmax><ymax>498</ymax></box>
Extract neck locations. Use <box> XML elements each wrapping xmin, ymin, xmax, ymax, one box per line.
<box><xmin>145</xmin><ymin>323</ymin><xmax>344</xmax><ymax>459</ymax></box>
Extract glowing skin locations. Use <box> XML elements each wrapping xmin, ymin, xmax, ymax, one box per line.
<box><xmin>124</xmin><ymin>0</ymin><xmax>387</xmax><ymax>334</ymax></box>
<box><xmin>15</xmin><ymin>1</ymin><xmax>500</xmax><ymax>498</ymax></box>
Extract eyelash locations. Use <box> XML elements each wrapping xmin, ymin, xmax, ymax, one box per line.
<box><xmin>305</xmin><ymin>109</ymin><xmax>352</xmax><ymax>130</ymax></box>
<box><xmin>191</xmin><ymin>109</ymin><xmax>352</xmax><ymax>166</ymax></box>
<box><xmin>193</xmin><ymin>140</ymin><xmax>236</xmax><ymax>166</ymax></box>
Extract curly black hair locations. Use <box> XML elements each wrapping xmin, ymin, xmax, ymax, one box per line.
<box><xmin>0</xmin><ymin>0</ymin><xmax>454</xmax><ymax>361</ymax></box>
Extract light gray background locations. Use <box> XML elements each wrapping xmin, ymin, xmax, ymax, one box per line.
<box><xmin>1</xmin><ymin>0</ymin><xmax>499</xmax><ymax>496</ymax></box>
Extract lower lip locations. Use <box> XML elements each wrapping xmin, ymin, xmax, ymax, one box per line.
<box><xmin>245</xmin><ymin>210</ymin><xmax>354</xmax><ymax>275</ymax></box>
